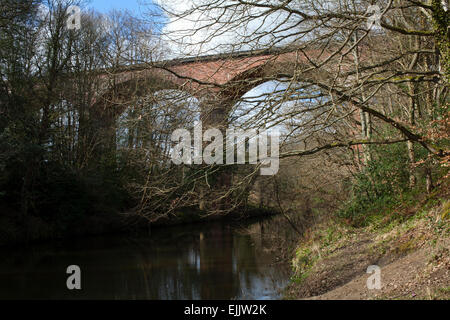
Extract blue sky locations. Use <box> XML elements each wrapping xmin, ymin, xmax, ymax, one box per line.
<box><xmin>87</xmin><ymin>0</ymin><xmax>166</xmax><ymax>30</ymax></box>
<box><xmin>88</xmin><ymin>0</ymin><xmax>143</xmax><ymax>14</ymax></box>
<box><xmin>87</xmin><ymin>0</ymin><xmax>163</xmax><ymax>18</ymax></box>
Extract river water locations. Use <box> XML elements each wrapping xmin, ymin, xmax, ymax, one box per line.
<box><xmin>0</xmin><ymin>217</ymin><xmax>293</xmax><ymax>299</ymax></box>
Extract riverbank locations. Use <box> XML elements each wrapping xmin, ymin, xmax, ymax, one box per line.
<box><xmin>0</xmin><ymin>203</ymin><xmax>277</xmax><ymax>247</ymax></box>
<box><xmin>284</xmin><ymin>178</ymin><xmax>449</xmax><ymax>300</ymax></box>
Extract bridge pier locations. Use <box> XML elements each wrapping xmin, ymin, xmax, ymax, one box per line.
<box><xmin>196</xmin><ymin>93</ymin><xmax>235</xmax><ymax>214</ymax></box>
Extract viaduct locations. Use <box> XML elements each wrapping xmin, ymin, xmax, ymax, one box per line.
<box><xmin>93</xmin><ymin>46</ymin><xmax>332</xmax><ymax>128</ymax></box>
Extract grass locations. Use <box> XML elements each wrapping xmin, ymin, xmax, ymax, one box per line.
<box><xmin>288</xmin><ymin>179</ymin><xmax>449</xmax><ymax>299</ymax></box>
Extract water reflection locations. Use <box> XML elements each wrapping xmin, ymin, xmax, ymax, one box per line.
<box><xmin>0</xmin><ymin>219</ymin><xmax>291</xmax><ymax>300</ymax></box>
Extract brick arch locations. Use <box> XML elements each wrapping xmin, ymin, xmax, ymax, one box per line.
<box><xmin>95</xmin><ymin>71</ymin><xmax>190</xmax><ymax>110</ymax></box>
<box><xmin>214</xmin><ymin>61</ymin><xmax>331</xmax><ymax>129</ymax></box>
<box><xmin>93</xmin><ymin>47</ymin><xmax>330</xmax><ymax>127</ymax></box>
<box><xmin>91</xmin><ymin>72</ymin><xmax>200</xmax><ymax>134</ymax></box>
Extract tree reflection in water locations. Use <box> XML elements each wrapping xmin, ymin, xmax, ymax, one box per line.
<box><xmin>0</xmin><ymin>219</ymin><xmax>291</xmax><ymax>299</ymax></box>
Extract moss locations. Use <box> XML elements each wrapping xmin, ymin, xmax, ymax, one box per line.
<box><xmin>395</xmin><ymin>238</ymin><xmax>418</xmax><ymax>255</ymax></box>
<box><xmin>290</xmin><ymin>270</ymin><xmax>310</xmax><ymax>284</ymax></box>
<box><xmin>438</xmin><ymin>286</ymin><xmax>450</xmax><ymax>294</ymax></box>
<box><xmin>441</xmin><ymin>200</ymin><xmax>450</xmax><ymax>220</ymax></box>
<box><xmin>431</xmin><ymin>0</ymin><xmax>450</xmax><ymax>83</ymax></box>
<box><xmin>292</xmin><ymin>246</ymin><xmax>318</xmax><ymax>280</ymax></box>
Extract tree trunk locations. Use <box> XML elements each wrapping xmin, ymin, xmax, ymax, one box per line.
<box><xmin>407</xmin><ymin>140</ymin><xmax>416</xmax><ymax>188</ymax></box>
<box><xmin>425</xmin><ymin>167</ymin><xmax>434</xmax><ymax>194</ymax></box>
<box><xmin>407</xmin><ymin>82</ymin><xmax>417</xmax><ymax>189</ymax></box>
<box><xmin>431</xmin><ymin>0</ymin><xmax>449</xmax><ymax>83</ymax></box>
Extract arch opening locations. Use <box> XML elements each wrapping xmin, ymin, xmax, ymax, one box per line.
<box><xmin>116</xmin><ymin>89</ymin><xmax>200</xmax><ymax>166</ymax></box>
<box><xmin>228</xmin><ymin>79</ymin><xmax>332</xmax><ymax>137</ymax></box>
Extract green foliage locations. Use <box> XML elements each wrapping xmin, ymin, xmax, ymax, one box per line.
<box><xmin>292</xmin><ymin>247</ymin><xmax>315</xmax><ymax>280</ymax></box>
<box><xmin>338</xmin><ymin>143</ymin><xmax>412</xmax><ymax>226</ymax></box>
<box><xmin>0</xmin><ymin>0</ymin><xmax>139</xmax><ymax>242</ymax></box>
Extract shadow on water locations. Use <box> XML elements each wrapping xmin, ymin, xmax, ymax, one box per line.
<box><xmin>0</xmin><ymin>216</ymin><xmax>292</xmax><ymax>299</ymax></box>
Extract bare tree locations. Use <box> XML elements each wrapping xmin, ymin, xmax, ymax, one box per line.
<box><xmin>126</xmin><ymin>0</ymin><xmax>448</xmax><ymax>220</ymax></box>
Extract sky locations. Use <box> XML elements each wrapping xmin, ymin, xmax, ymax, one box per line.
<box><xmin>84</xmin><ymin>0</ymin><xmax>298</xmax><ymax>132</ymax></box>
<box><xmin>87</xmin><ymin>0</ymin><xmax>167</xmax><ymax>32</ymax></box>
<box><xmin>85</xmin><ymin>0</ymin><xmax>294</xmax><ymax>57</ymax></box>
<box><xmin>88</xmin><ymin>0</ymin><xmax>145</xmax><ymax>15</ymax></box>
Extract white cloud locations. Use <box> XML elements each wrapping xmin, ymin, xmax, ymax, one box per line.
<box><xmin>156</xmin><ymin>0</ymin><xmax>298</xmax><ymax>58</ymax></box>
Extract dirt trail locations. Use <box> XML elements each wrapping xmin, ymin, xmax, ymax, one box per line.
<box><xmin>286</xmin><ymin>218</ymin><xmax>449</xmax><ymax>300</ymax></box>
<box><xmin>308</xmin><ymin>246</ymin><xmax>449</xmax><ymax>299</ymax></box>
<box><xmin>285</xmin><ymin>186</ymin><xmax>450</xmax><ymax>300</ymax></box>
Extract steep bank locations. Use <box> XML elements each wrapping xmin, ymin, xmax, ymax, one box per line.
<box><xmin>285</xmin><ymin>179</ymin><xmax>449</xmax><ymax>300</ymax></box>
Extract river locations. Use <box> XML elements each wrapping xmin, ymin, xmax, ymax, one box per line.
<box><xmin>0</xmin><ymin>217</ymin><xmax>293</xmax><ymax>299</ymax></box>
